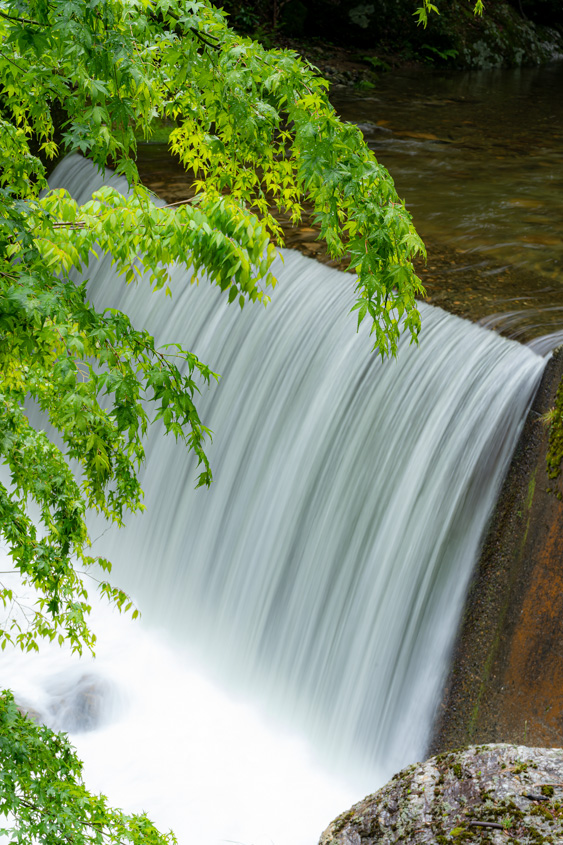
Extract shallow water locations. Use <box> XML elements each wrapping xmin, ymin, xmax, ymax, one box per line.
<box><xmin>137</xmin><ymin>63</ymin><xmax>563</xmax><ymax>341</ymax></box>
<box><xmin>331</xmin><ymin>63</ymin><xmax>563</xmax><ymax>338</ymax></box>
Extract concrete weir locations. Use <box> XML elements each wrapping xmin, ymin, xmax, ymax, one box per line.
<box><xmin>432</xmin><ymin>346</ymin><xmax>563</xmax><ymax>754</ymax></box>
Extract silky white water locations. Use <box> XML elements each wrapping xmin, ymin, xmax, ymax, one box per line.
<box><xmin>1</xmin><ymin>155</ymin><xmax>546</xmax><ymax>845</ymax></box>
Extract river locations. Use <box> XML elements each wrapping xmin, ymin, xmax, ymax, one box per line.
<box><xmin>332</xmin><ymin>62</ymin><xmax>563</xmax><ymax>343</ymax></box>
<box><xmin>137</xmin><ymin>61</ymin><xmax>563</xmax><ymax>343</ymax></box>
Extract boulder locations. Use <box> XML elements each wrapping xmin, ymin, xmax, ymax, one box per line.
<box><xmin>320</xmin><ymin>744</ymin><xmax>563</xmax><ymax>844</ymax></box>
<box><xmin>46</xmin><ymin>671</ymin><xmax>117</xmax><ymax>733</ymax></box>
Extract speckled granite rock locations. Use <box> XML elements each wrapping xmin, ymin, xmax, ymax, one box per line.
<box><xmin>320</xmin><ymin>745</ymin><xmax>563</xmax><ymax>844</ymax></box>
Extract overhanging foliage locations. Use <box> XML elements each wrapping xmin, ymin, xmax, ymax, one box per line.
<box><xmin>0</xmin><ymin>0</ymin><xmax>426</xmax><ymax>653</ymax></box>
<box><xmin>0</xmin><ymin>1</ymin><xmax>427</xmax><ymax>839</ymax></box>
<box><xmin>0</xmin><ymin>691</ymin><xmax>177</xmax><ymax>844</ymax></box>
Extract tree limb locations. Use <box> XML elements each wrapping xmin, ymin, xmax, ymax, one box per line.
<box><xmin>0</xmin><ymin>10</ymin><xmax>47</xmax><ymax>27</ymax></box>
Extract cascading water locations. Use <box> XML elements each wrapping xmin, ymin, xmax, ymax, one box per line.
<box><xmin>1</xmin><ymin>155</ymin><xmax>546</xmax><ymax>845</ymax></box>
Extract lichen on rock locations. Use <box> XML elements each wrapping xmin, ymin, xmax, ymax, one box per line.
<box><xmin>320</xmin><ymin>744</ymin><xmax>563</xmax><ymax>844</ymax></box>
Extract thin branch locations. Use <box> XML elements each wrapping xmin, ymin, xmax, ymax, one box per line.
<box><xmin>17</xmin><ymin>797</ymin><xmax>116</xmax><ymax>841</ymax></box>
<box><xmin>0</xmin><ymin>50</ymin><xmax>62</xmax><ymax>97</ymax></box>
<box><xmin>0</xmin><ymin>9</ymin><xmax>47</xmax><ymax>27</ymax></box>
<box><xmin>188</xmin><ymin>26</ymin><xmax>220</xmax><ymax>51</ymax></box>
<box><xmin>467</xmin><ymin>821</ymin><xmax>504</xmax><ymax>831</ymax></box>
<box><xmin>0</xmin><ymin>49</ymin><xmax>29</xmax><ymax>75</ymax></box>
<box><xmin>161</xmin><ymin>197</ymin><xmax>198</xmax><ymax>208</ymax></box>
<box><xmin>89</xmin><ymin>526</ymin><xmax>114</xmax><ymax>545</ymax></box>
<box><xmin>146</xmin><ymin>1</ymin><xmax>220</xmax><ymax>50</ymax></box>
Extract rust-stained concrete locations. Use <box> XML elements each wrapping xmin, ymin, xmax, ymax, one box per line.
<box><xmin>431</xmin><ymin>346</ymin><xmax>563</xmax><ymax>754</ymax></box>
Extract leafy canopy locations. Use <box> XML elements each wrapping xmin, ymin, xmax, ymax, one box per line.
<box><xmin>0</xmin><ymin>690</ymin><xmax>178</xmax><ymax>844</ymax></box>
<box><xmin>0</xmin><ymin>0</ymin><xmax>428</xmax><ymax>841</ymax></box>
<box><xmin>0</xmin><ymin>0</ymin><xmax>425</xmax><ymax>655</ymax></box>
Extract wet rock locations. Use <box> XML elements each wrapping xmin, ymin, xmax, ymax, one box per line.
<box><xmin>46</xmin><ymin>672</ymin><xmax>116</xmax><ymax>733</ymax></box>
<box><xmin>320</xmin><ymin>744</ymin><xmax>563</xmax><ymax>845</ymax></box>
<box><xmin>15</xmin><ymin>699</ymin><xmax>44</xmax><ymax>724</ymax></box>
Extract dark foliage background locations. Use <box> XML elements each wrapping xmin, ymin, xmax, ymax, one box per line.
<box><xmin>215</xmin><ymin>0</ymin><xmax>563</xmax><ymax>59</ymax></box>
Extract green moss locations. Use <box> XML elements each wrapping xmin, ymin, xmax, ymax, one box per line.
<box><xmin>546</xmin><ymin>375</ymin><xmax>563</xmax><ymax>482</ymax></box>
<box><xmin>526</xmin><ymin>469</ymin><xmax>537</xmax><ymax>510</ymax></box>
<box><xmin>450</xmin><ymin>829</ymin><xmax>473</xmax><ymax>842</ymax></box>
<box><xmin>467</xmin><ymin>598</ymin><xmax>528</xmax><ymax>736</ymax></box>
<box><xmin>527</xmin><ymin>828</ymin><xmax>553</xmax><ymax>843</ymax></box>
<box><xmin>542</xmin><ymin>785</ymin><xmax>555</xmax><ymax>798</ymax></box>
<box><xmin>330</xmin><ymin>809</ymin><xmax>354</xmax><ymax>835</ymax></box>
<box><xmin>531</xmin><ymin>805</ymin><xmax>555</xmax><ymax>821</ymax></box>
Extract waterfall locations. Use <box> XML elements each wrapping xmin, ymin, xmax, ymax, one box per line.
<box><xmin>2</xmin><ymin>155</ymin><xmax>546</xmax><ymax>845</ymax></box>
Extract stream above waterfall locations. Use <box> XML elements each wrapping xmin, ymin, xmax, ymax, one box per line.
<box><xmin>331</xmin><ymin>62</ymin><xmax>563</xmax><ymax>342</ymax></box>
<box><xmin>137</xmin><ymin>62</ymin><xmax>563</xmax><ymax>344</ymax></box>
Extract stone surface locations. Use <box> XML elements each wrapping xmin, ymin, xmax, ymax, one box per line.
<box><xmin>46</xmin><ymin>672</ymin><xmax>115</xmax><ymax>733</ymax></box>
<box><xmin>16</xmin><ymin>672</ymin><xmax>116</xmax><ymax>733</ymax></box>
<box><xmin>320</xmin><ymin>744</ymin><xmax>563</xmax><ymax>845</ymax></box>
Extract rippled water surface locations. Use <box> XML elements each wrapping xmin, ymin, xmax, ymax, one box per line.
<box><xmin>137</xmin><ymin>63</ymin><xmax>563</xmax><ymax>343</ymax></box>
<box><xmin>331</xmin><ymin>62</ymin><xmax>563</xmax><ymax>339</ymax></box>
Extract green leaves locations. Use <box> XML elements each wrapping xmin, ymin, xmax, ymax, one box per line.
<box><xmin>0</xmin><ymin>184</ymin><xmax>225</xmax><ymax>651</ymax></box>
<box><xmin>0</xmin><ymin>691</ymin><xmax>177</xmax><ymax>844</ymax></box>
<box><xmin>414</xmin><ymin>0</ymin><xmax>485</xmax><ymax>28</ymax></box>
<box><xmin>0</xmin><ymin>0</ymin><xmax>429</xmax><ymax>651</ymax></box>
<box><xmin>0</xmin><ymin>1</ymin><xmax>434</xmax><ymax>840</ymax></box>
